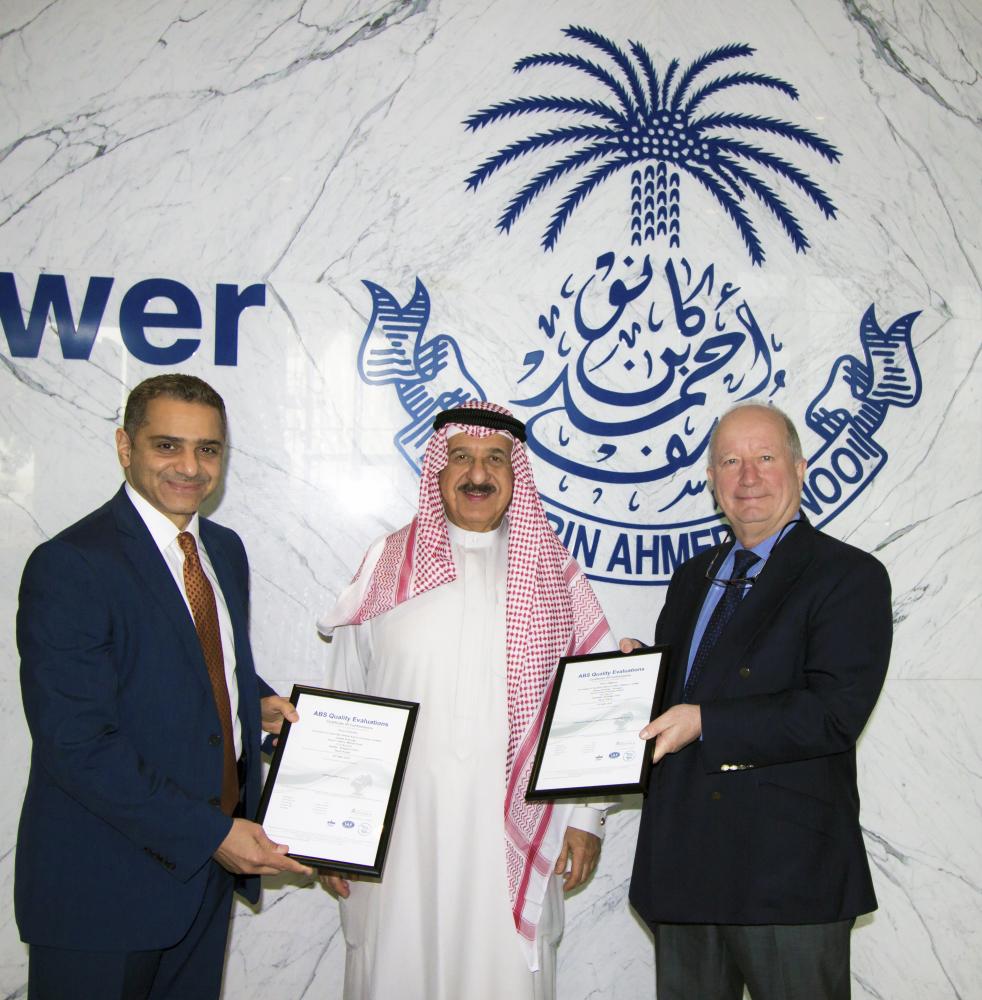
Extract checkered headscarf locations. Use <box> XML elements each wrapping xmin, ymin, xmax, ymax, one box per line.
<box><xmin>321</xmin><ymin>401</ymin><xmax>611</xmax><ymax>964</ymax></box>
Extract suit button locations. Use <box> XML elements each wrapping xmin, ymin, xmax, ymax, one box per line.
<box><xmin>739</xmin><ymin>666</ymin><xmax>751</xmax><ymax>678</ymax></box>
<box><xmin>208</xmin><ymin>733</ymin><xmax>221</xmax><ymax>746</ymax></box>
<box><xmin>711</xmin><ymin>791</ymin><xmax>722</xmax><ymax>800</ymax></box>
<box><xmin>208</xmin><ymin>796</ymin><xmax>221</xmax><ymax>808</ymax></box>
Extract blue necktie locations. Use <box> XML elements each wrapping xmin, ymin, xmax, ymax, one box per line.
<box><xmin>684</xmin><ymin>549</ymin><xmax>760</xmax><ymax>701</ymax></box>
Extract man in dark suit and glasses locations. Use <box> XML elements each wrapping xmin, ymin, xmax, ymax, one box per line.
<box><xmin>16</xmin><ymin>374</ymin><xmax>313</xmax><ymax>1000</ymax></box>
<box><xmin>624</xmin><ymin>402</ymin><xmax>892</xmax><ymax>1000</ymax></box>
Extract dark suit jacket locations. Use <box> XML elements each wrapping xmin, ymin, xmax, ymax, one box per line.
<box><xmin>630</xmin><ymin>519</ymin><xmax>892</xmax><ymax>926</ymax></box>
<box><xmin>16</xmin><ymin>486</ymin><xmax>275</xmax><ymax>950</ymax></box>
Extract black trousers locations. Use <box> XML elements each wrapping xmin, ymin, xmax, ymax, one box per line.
<box><xmin>652</xmin><ymin>919</ymin><xmax>855</xmax><ymax>1000</ymax></box>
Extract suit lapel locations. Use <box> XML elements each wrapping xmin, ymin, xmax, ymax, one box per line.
<box><xmin>677</xmin><ymin>567</ymin><xmax>720</xmax><ymax>701</ymax></box>
<box><xmin>663</xmin><ymin>545</ymin><xmax>731</xmax><ymax>704</ymax></box>
<box><xmin>111</xmin><ymin>487</ymin><xmax>213</xmax><ymax>700</ymax></box>
<box><xmin>696</xmin><ymin>520</ymin><xmax>817</xmax><ymax>702</ymax></box>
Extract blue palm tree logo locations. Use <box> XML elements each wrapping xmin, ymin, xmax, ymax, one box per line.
<box><xmin>353</xmin><ymin>24</ymin><xmax>922</xmax><ymax>585</ymax></box>
<box><xmin>465</xmin><ymin>27</ymin><xmax>839</xmax><ymax>265</ymax></box>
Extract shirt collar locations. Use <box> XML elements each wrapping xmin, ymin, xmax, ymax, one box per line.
<box><xmin>124</xmin><ymin>482</ymin><xmax>201</xmax><ymax>554</ymax></box>
<box><xmin>732</xmin><ymin>517</ymin><xmax>801</xmax><ymax>564</ymax></box>
<box><xmin>446</xmin><ymin>518</ymin><xmax>508</xmax><ymax>550</ymax></box>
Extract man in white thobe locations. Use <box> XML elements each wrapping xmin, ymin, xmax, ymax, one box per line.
<box><xmin>318</xmin><ymin>401</ymin><xmax>612</xmax><ymax>1000</ymax></box>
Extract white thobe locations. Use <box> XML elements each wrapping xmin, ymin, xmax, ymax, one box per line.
<box><xmin>326</xmin><ymin>522</ymin><xmax>563</xmax><ymax>1000</ymax></box>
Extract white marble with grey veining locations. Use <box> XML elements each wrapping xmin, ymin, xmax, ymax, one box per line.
<box><xmin>1</xmin><ymin>1</ymin><xmax>980</xmax><ymax>997</ymax></box>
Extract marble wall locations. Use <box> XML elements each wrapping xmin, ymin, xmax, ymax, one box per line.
<box><xmin>1</xmin><ymin>1</ymin><xmax>979</xmax><ymax>997</ymax></box>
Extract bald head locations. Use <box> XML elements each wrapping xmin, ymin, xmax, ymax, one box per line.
<box><xmin>708</xmin><ymin>403</ymin><xmax>802</xmax><ymax>467</ymax></box>
<box><xmin>706</xmin><ymin>404</ymin><xmax>807</xmax><ymax>548</ymax></box>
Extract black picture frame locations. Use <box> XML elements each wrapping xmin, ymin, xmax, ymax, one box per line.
<box><xmin>525</xmin><ymin>645</ymin><xmax>669</xmax><ymax>801</ymax></box>
<box><xmin>256</xmin><ymin>685</ymin><xmax>418</xmax><ymax>878</ymax></box>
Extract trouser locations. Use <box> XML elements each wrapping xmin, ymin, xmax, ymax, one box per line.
<box><xmin>28</xmin><ymin>861</ymin><xmax>235</xmax><ymax>1000</ymax></box>
<box><xmin>653</xmin><ymin>919</ymin><xmax>854</xmax><ymax>1000</ymax></box>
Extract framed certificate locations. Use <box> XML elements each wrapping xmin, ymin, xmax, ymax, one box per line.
<box><xmin>256</xmin><ymin>685</ymin><xmax>418</xmax><ymax>877</ymax></box>
<box><xmin>525</xmin><ymin>645</ymin><xmax>669</xmax><ymax>800</ymax></box>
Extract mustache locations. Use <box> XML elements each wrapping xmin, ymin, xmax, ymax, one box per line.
<box><xmin>457</xmin><ymin>482</ymin><xmax>496</xmax><ymax>495</ymax></box>
<box><xmin>165</xmin><ymin>474</ymin><xmax>209</xmax><ymax>485</ymax></box>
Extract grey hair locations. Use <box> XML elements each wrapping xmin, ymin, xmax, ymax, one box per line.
<box><xmin>707</xmin><ymin>400</ymin><xmax>803</xmax><ymax>466</ymax></box>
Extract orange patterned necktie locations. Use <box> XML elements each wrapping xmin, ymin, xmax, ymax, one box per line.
<box><xmin>177</xmin><ymin>532</ymin><xmax>238</xmax><ymax>815</ymax></box>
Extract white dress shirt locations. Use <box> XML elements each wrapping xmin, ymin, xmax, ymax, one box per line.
<box><xmin>125</xmin><ymin>483</ymin><xmax>241</xmax><ymax>758</ymax></box>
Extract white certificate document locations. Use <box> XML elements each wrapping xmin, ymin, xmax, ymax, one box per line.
<box><xmin>257</xmin><ymin>687</ymin><xmax>418</xmax><ymax>875</ymax></box>
<box><xmin>527</xmin><ymin>647</ymin><xmax>667</xmax><ymax>799</ymax></box>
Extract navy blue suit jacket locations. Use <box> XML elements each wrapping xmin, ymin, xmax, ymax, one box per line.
<box><xmin>630</xmin><ymin>520</ymin><xmax>892</xmax><ymax>926</ymax></box>
<box><xmin>16</xmin><ymin>486</ymin><xmax>274</xmax><ymax>950</ymax></box>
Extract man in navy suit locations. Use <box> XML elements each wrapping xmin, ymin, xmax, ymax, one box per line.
<box><xmin>16</xmin><ymin>374</ymin><xmax>313</xmax><ymax>1000</ymax></box>
<box><xmin>625</xmin><ymin>403</ymin><xmax>892</xmax><ymax>1000</ymax></box>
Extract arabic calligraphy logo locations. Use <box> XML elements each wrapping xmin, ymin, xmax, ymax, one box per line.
<box><xmin>464</xmin><ymin>27</ymin><xmax>839</xmax><ymax>264</ymax></box>
<box><xmin>355</xmin><ymin>276</ymin><xmax>922</xmax><ymax>585</ymax></box>
<box><xmin>512</xmin><ymin>253</ymin><xmax>783</xmax><ymax>513</ymax></box>
<box><xmin>460</xmin><ymin>28</ymin><xmax>834</xmax><ymax>528</ymax></box>
<box><xmin>354</xmin><ymin>26</ymin><xmax>924</xmax><ymax>586</ymax></box>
